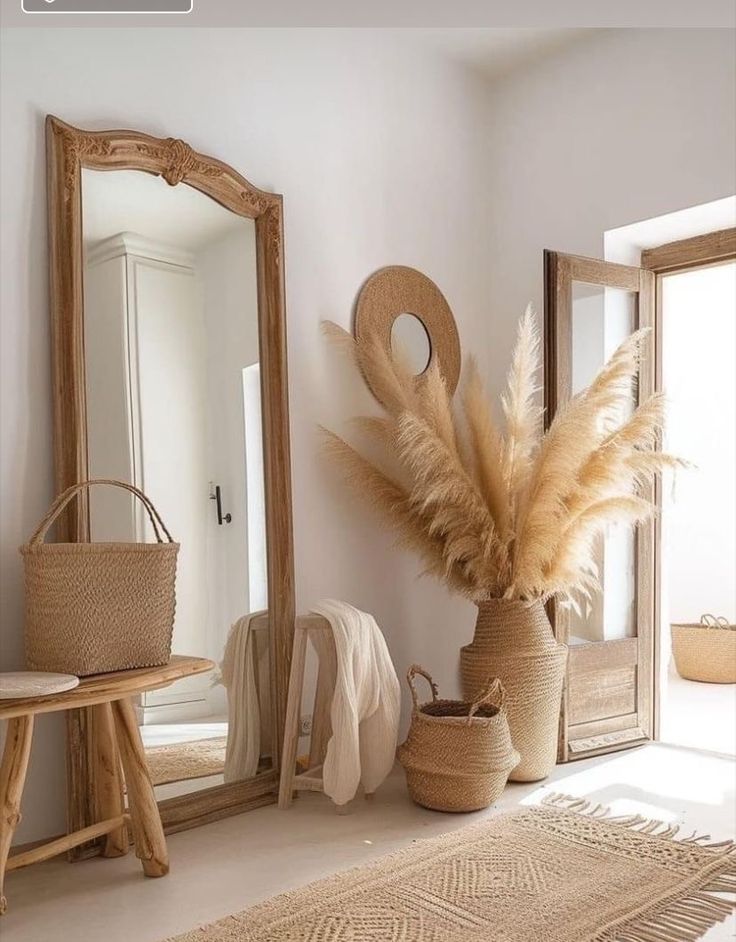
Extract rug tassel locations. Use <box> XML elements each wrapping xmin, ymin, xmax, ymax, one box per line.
<box><xmin>609</xmin><ymin>813</ymin><xmax>647</xmax><ymax>827</ymax></box>
<box><xmin>706</xmin><ymin>873</ymin><xmax>736</xmax><ymax>893</ymax></box>
<box><xmin>595</xmin><ymin>890</ymin><xmax>736</xmax><ymax>942</ymax></box>
<box><xmin>544</xmin><ymin>792</ymin><xmax>735</xmax><ymax>942</ymax></box>
<box><xmin>543</xmin><ymin>794</ymin><xmax>735</xmax><ymax>851</ymax></box>
<box><xmin>544</xmin><ymin>793</ymin><xmax>594</xmax><ymax>813</ymax></box>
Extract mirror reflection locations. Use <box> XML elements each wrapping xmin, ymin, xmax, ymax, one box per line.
<box><xmin>570</xmin><ymin>282</ymin><xmax>637</xmax><ymax>646</ymax></box>
<box><xmin>391</xmin><ymin>312</ymin><xmax>432</xmax><ymax>375</ymax></box>
<box><xmin>82</xmin><ymin>168</ymin><xmax>271</xmax><ymax>798</ymax></box>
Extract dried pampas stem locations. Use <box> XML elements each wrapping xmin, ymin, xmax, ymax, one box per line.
<box><xmin>501</xmin><ymin>305</ymin><xmax>542</xmax><ymax>502</ymax></box>
<box><xmin>322</xmin><ymin>307</ymin><xmax>678</xmax><ymax>605</ymax></box>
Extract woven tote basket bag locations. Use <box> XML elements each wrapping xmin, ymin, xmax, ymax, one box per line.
<box><xmin>21</xmin><ymin>479</ymin><xmax>179</xmax><ymax>676</ymax></box>
<box><xmin>671</xmin><ymin>614</ymin><xmax>736</xmax><ymax>684</ymax></box>
<box><xmin>398</xmin><ymin>665</ymin><xmax>520</xmax><ymax>813</ymax></box>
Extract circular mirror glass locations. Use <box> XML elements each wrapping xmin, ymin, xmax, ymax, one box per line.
<box><xmin>390</xmin><ymin>313</ymin><xmax>432</xmax><ymax>375</ymax></box>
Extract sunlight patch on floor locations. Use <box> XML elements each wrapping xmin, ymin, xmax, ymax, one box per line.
<box><xmin>521</xmin><ymin>744</ymin><xmax>736</xmax><ymax>828</ymax></box>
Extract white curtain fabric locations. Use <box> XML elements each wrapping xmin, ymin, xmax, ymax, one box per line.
<box><xmin>311</xmin><ymin>599</ymin><xmax>401</xmax><ymax>806</ymax></box>
<box><xmin>221</xmin><ymin>612</ymin><xmax>263</xmax><ymax>782</ymax></box>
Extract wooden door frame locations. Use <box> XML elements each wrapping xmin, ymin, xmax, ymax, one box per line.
<box><xmin>641</xmin><ymin>226</ymin><xmax>736</xmax><ymax>740</ymax></box>
<box><xmin>544</xmin><ymin>251</ymin><xmax>655</xmax><ymax>762</ymax></box>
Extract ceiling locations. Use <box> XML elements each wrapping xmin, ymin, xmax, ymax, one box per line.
<box><xmin>408</xmin><ymin>28</ymin><xmax>592</xmax><ymax>79</ymax></box>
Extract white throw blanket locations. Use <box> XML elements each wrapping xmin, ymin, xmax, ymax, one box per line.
<box><xmin>311</xmin><ymin>599</ymin><xmax>401</xmax><ymax>806</ymax></box>
<box><xmin>221</xmin><ymin>612</ymin><xmax>262</xmax><ymax>783</ymax></box>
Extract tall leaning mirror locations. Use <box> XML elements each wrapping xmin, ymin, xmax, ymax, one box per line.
<box><xmin>46</xmin><ymin>116</ymin><xmax>294</xmax><ymax>845</ymax></box>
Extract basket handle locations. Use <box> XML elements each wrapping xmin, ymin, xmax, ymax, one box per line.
<box><xmin>701</xmin><ymin>614</ymin><xmax>729</xmax><ymax>629</ymax></box>
<box><xmin>29</xmin><ymin>479</ymin><xmax>174</xmax><ymax>546</ymax></box>
<box><xmin>467</xmin><ymin>678</ymin><xmax>506</xmax><ymax>724</ymax></box>
<box><xmin>406</xmin><ymin>664</ymin><xmax>439</xmax><ymax>711</ymax></box>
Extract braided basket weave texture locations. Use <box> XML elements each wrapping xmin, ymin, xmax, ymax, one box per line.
<box><xmin>672</xmin><ymin>615</ymin><xmax>736</xmax><ymax>684</ymax></box>
<box><xmin>398</xmin><ymin>666</ymin><xmax>519</xmax><ymax>812</ymax></box>
<box><xmin>21</xmin><ymin>480</ymin><xmax>178</xmax><ymax>676</ymax></box>
<box><xmin>460</xmin><ymin>599</ymin><xmax>567</xmax><ymax>783</ymax></box>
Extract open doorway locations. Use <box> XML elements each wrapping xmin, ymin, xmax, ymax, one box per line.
<box><xmin>543</xmin><ymin>216</ymin><xmax>735</xmax><ymax>765</ymax></box>
<box><xmin>657</xmin><ymin>258</ymin><xmax>736</xmax><ymax>755</ymax></box>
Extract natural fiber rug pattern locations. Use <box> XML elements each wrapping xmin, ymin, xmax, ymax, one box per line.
<box><xmin>164</xmin><ymin>795</ymin><xmax>735</xmax><ymax>942</ymax></box>
<box><xmin>146</xmin><ymin>736</ymin><xmax>226</xmax><ymax>786</ymax></box>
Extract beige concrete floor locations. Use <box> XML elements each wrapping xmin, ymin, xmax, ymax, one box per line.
<box><xmin>3</xmin><ymin>743</ymin><xmax>735</xmax><ymax>942</ymax></box>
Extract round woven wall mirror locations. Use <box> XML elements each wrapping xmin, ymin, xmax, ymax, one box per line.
<box><xmin>354</xmin><ymin>266</ymin><xmax>461</xmax><ymax>407</ymax></box>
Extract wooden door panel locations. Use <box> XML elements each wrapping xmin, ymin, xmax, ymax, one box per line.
<box><xmin>568</xmin><ymin>667</ymin><xmax>637</xmax><ymax>726</ymax></box>
<box><xmin>568</xmin><ymin>640</ymin><xmax>638</xmax><ymax>726</ymax></box>
<box><xmin>569</xmin><ymin>712</ymin><xmax>640</xmax><ymax>741</ymax></box>
<box><xmin>568</xmin><ymin>726</ymin><xmax>647</xmax><ymax>757</ymax></box>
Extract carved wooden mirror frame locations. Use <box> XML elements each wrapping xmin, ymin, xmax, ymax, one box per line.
<box><xmin>46</xmin><ymin>115</ymin><xmax>295</xmax><ymax>849</ymax></box>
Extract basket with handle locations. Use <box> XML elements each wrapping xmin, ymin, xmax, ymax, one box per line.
<box><xmin>21</xmin><ymin>479</ymin><xmax>179</xmax><ymax>676</ymax></box>
<box><xmin>671</xmin><ymin>614</ymin><xmax>736</xmax><ymax>684</ymax></box>
<box><xmin>397</xmin><ymin>664</ymin><xmax>520</xmax><ymax>813</ymax></box>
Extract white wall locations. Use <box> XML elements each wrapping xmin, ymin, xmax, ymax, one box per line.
<box><xmin>1</xmin><ymin>27</ymin><xmax>734</xmax><ymax>843</ymax></box>
<box><xmin>482</xmin><ymin>28</ymin><xmax>736</xmax><ymax>396</ymax></box>
<box><xmin>0</xmin><ymin>28</ymin><xmax>495</xmax><ymax>842</ymax></box>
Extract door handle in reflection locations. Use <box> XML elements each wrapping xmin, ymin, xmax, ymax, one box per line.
<box><xmin>209</xmin><ymin>483</ymin><xmax>232</xmax><ymax>525</ymax></box>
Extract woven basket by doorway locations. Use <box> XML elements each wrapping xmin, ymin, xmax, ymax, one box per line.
<box><xmin>398</xmin><ymin>665</ymin><xmax>519</xmax><ymax>813</ymax></box>
<box><xmin>21</xmin><ymin>479</ymin><xmax>179</xmax><ymax>676</ymax></box>
<box><xmin>671</xmin><ymin>614</ymin><xmax>736</xmax><ymax>684</ymax></box>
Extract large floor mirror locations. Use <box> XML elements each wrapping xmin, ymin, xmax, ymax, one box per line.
<box><xmin>46</xmin><ymin>116</ymin><xmax>294</xmax><ymax>844</ymax></box>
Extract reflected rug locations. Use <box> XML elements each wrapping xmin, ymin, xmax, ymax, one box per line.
<box><xmin>164</xmin><ymin>794</ymin><xmax>735</xmax><ymax>942</ymax></box>
<box><xmin>146</xmin><ymin>736</ymin><xmax>227</xmax><ymax>786</ymax></box>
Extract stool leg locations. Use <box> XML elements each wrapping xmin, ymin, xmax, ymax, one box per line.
<box><xmin>0</xmin><ymin>715</ymin><xmax>34</xmax><ymax>914</ymax></box>
<box><xmin>111</xmin><ymin>699</ymin><xmax>168</xmax><ymax>877</ymax></box>
<box><xmin>308</xmin><ymin>630</ymin><xmax>337</xmax><ymax>771</ymax></box>
<box><xmin>278</xmin><ymin>627</ymin><xmax>308</xmax><ymax>808</ymax></box>
<box><xmin>91</xmin><ymin>704</ymin><xmax>128</xmax><ymax>858</ymax></box>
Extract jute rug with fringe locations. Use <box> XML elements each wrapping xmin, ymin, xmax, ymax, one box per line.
<box><xmin>146</xmin><ymin>737</ymin><xmax>226</xmax><ymax>786</ymax></box>
<box><xmin>165</xmin><ymin>795</ymin><xmax>735</xmax><ymax>942</ymax></box>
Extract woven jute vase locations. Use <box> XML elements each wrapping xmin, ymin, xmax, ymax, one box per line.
<box><xmin>460</xmin><ymin>599</ymin><xmax>567</xmax><ymax>783</ymax></box>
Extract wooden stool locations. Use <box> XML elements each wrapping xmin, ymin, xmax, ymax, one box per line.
<box><xmin>279</xmin><ymin>614</ymin><xmax>348</xmax><ymax>809</ymax></box>
<box><xmin>0</xmin><ymin>655</ymin><xmax>213</xmax><ymax>914</ymax></box>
